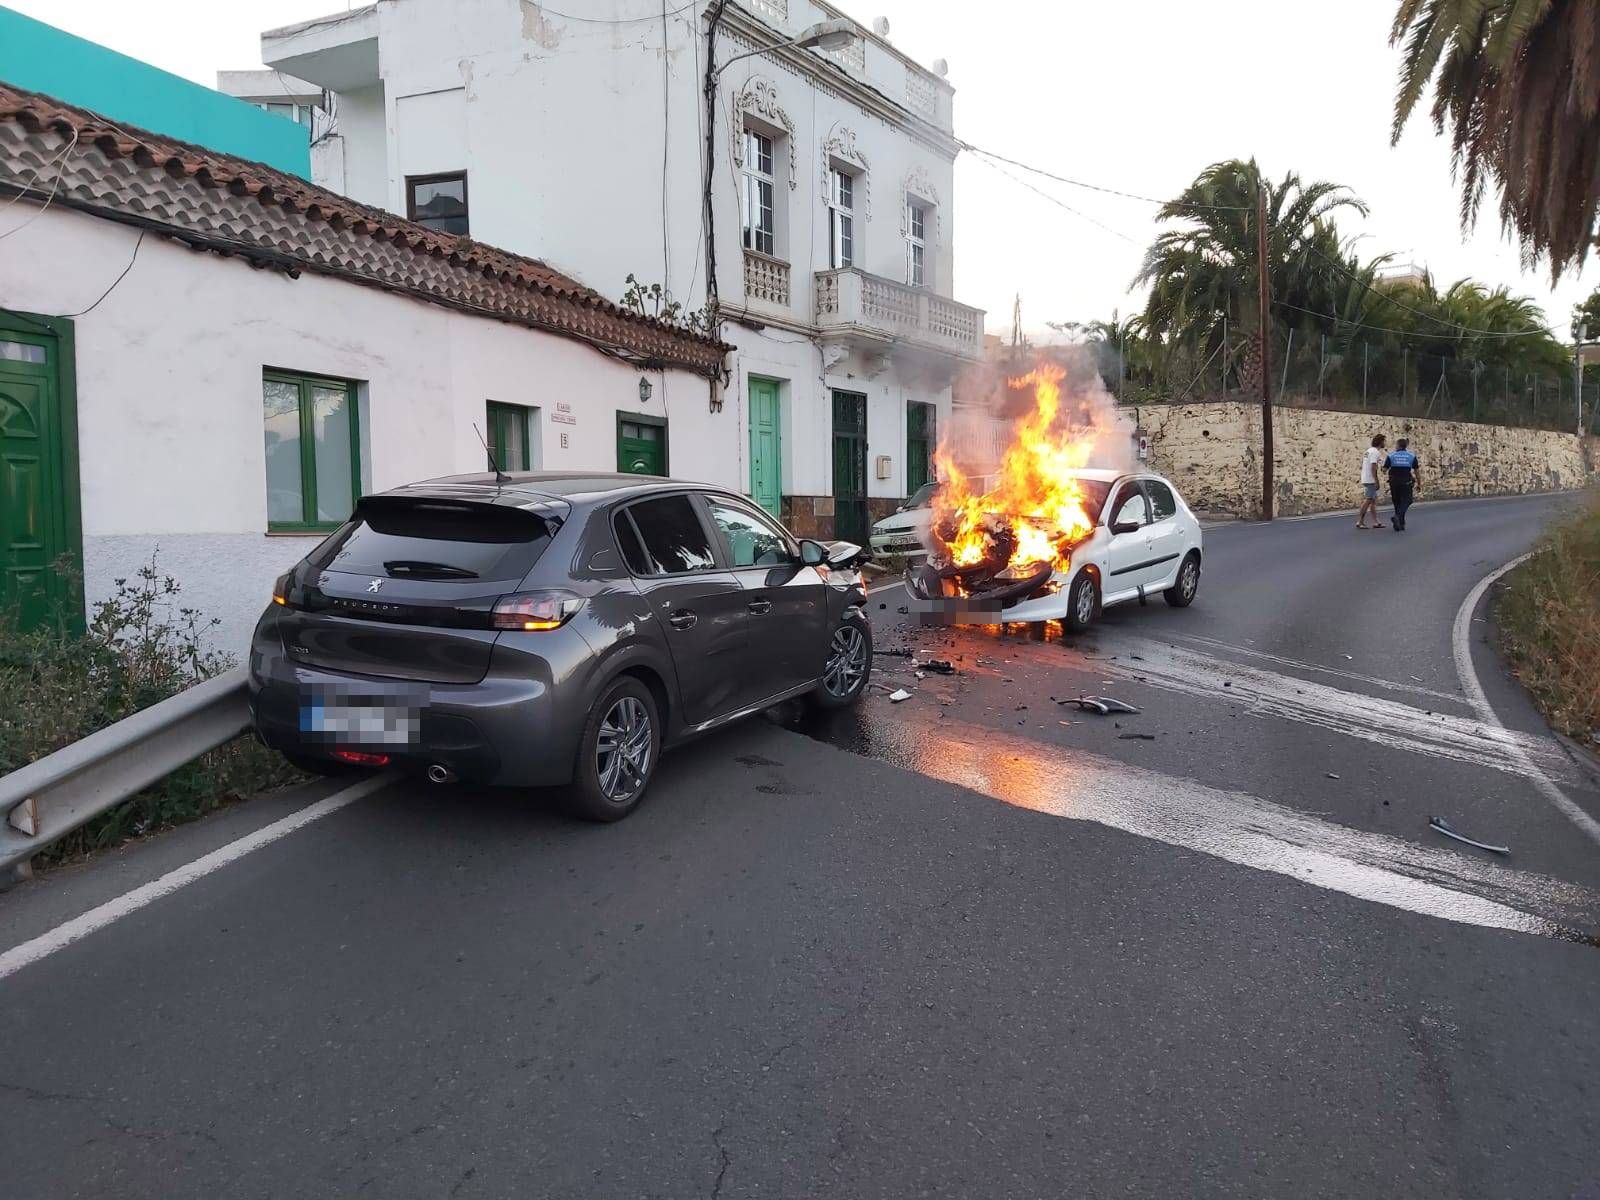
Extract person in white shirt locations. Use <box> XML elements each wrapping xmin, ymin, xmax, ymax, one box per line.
<box><xmin>1356</xmin><ymin>433</ymin><xmax>1387</xmax><ymax>529</ymax></box>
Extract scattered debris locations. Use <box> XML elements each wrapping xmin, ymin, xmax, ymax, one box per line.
<box><xmin>1130</xmin><ymin>654</ymin><xmax>1146</xmax><ymax>662</ymax></box>
<box><xmin>1409</xmin><ymin>675</ymin><xmax>1424</xmax><ymax>683</ymax></box>
<box><xmin>1343</xmin><ymin>654</ymin><xmax>1354</xmax><ymax>660</ymax></box>
<box><xmin>1223</xmin><ymin>681</ymin><xmax>1232</xmax><ymax>688</ymax></box>
<box><xmin>1118</xmin><ymin>733</ymin><xmax>1156</xmax><ymax>741</ymax></box>
<box><xmin>874</xmin><ymin>649</ymin><xmax>913</xmax><ymax>658</ymax></box>
<box><xmin>1057</xmin><ymin>720</ymin><xmax>1072</xmax><ymax>727</ymax></box>
<box><xmin>1014</xmin><ymin>704</ymin><xmax>1028</xmax><ymax>711</ymax></box>
<box><xmin>921</xmin><ymin>659</ymin><xmax>956</xmax><ymax>675</ymax></box>
<box><xmin>1428</xmin><ymin>815</ymin><xmax>1509</xmax><ymax>855</ymax></box>
<box><xmin>889</xmin><ymin>688</ymin><xmax>912</xmax><ymax>703</ymax></box>
<box><xmin>897</xmin><ymin>606</ymin><xmax>909</xmax><ymax>615</ymax></box>
<box><xmin>1097</xmin><ymin>696</ymin><xmax>1141</xmax><ymax>714</ymax></box>
<box><xmin>878</xmin><ymin>603</ymin><xmax>887</xmax><ymax>610</ymax></box>
<box><xmin>1058</xmin><ymin>695</ymin><xmax>1142</xmax><ymax>716</ymax></box>
<box><xmin>914</xmin><ymin>671</ymin><xmax>925</xmax><ymax>680</ymax></box>
<box><xmin>1326</xmin><ymin>772</ymin><xmax>1340</xmax><ymax>780</ymax></box>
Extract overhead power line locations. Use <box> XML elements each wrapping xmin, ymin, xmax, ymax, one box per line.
<box><xmin>959</xmin><ymin>141</ymin><xmax>1258</xmax><ymax>212</ymax></box>
<box><xmin>970</xmin><ymin>154</ymin><xmax>1143</xmax><ymax>245</ymax></box>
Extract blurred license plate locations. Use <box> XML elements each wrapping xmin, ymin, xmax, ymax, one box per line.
<box><xmin>300</xmin><ymin>700</ymin><xmax>420</xmax><ymax>746</ymax></box>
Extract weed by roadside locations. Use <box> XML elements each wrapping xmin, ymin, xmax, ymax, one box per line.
<box><xmin>1497</xmin><ymin>490</ymin><xmax>1600</xmax><ymax>752</ymax></box>
<box><xmin>0</xmin><ymin>557</ymin><xmax>299</xmax><ymax>865</ymax></box>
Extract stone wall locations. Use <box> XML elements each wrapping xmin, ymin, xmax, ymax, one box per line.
<box><xmin>1135</xmin><ymin>402</ymin><xmax>1596</xmax><ymax>518</ymax></box>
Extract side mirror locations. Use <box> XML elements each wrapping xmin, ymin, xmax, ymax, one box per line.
<box><xmin>1110</xmin><ymin>520</ymin><xmax>1142</xmax><ymax>536</ymax></box>
<box><xmin>799</xmin><ymin>539</ymin><xmax>828</xmax><ymax>566</ymax></box>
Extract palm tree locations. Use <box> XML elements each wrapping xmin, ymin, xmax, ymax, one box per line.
<box><xmin>1391</xmin><ymin>0</ymin><xmax>1600</xmax><ymax>280</ymax></box>
<box><xmin>1135</xmin><ymin>158</ymin><xmax>1368</xmax><ymax>387</ymax></box>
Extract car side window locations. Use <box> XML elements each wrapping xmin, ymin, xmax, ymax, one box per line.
<box><xmin>703</xmin><ymin>498</ymin><xmax>794</xmax><ymax>567</ymax></box>
<box><xmin>613</xmin><ymin>511</ymin><xmax>653</xmax><ymax>575</ymax></box>
<box><xmin>621</xmin><ymin>495</ymin><xmax>718</xmax><ymax>575</ymax></box>
<box><xmin>1144</xmin><ymin>480</ymin><xmax>1177</xmax><ymax>522</ymax></box>
<box><xmin>1110</xmin><ymin>488</ymin><xmax>1149</xmax><ymax>529</ymax></box>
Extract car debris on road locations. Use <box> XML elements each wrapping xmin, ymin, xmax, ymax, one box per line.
<box><xmin>1428</xmin><ymin>815</ymin><xmax>1510</xmax><ymax>855</ymax></box>
<box><xmin>1059</xmin><ymin>695</ymin><xmax>1142</xmax><ymax>715</ymax></box>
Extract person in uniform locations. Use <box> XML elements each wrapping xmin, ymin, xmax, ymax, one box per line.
<box><xmin>1384</xmin><ymin>438</ymin><xmax>1420</xmax><ymax>531</ymax></box>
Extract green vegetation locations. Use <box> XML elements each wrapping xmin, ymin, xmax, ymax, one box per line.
<box><xmin>0</xmin><ymin>559</ymin><xmax>297</xmax><ymax>865</ymax></box>
<box><xmin>1391</xmin><ymin>0</ymin><xmax>1600</xmax><ymax>282</ymax></box>
<box><xmin>1498</xmin><ymin>491</ymin><xmax>1600</xmax><ymax>751</ymax></box>
<box><xmin>1065</xmin><ymin>158</ymin><xmax>1573</xmax><ymax>426</ymax></box>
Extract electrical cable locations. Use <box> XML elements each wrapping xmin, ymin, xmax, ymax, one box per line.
<box><xmin>534</xmin><ymin>0</ymin><xmax>701</xmax><ymax>25</ymax></box>
<box><xmin>971</xmin><ymin>153</ymin><xmax>1143</xmax><ymax>245</ymax></box>
<box><xmin>660</xmin><ymin>0</ymin><xmax>672</xmax><ymax>291</ymax></box>
<box><xmin>63</xmin><ymin>228</ymin><xmax>145</xmax><ymax>316</ymax></box>
<box><xmin>0</xmin><ymin>131</ymin><xmax>79</xmax><ymax>239</ymax></box>
<box><xmin>960</xmin><ymin>140</ymin><xmax>1257</xmax><ymax>212</ymax></box>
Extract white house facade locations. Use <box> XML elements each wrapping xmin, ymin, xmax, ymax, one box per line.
<box><xmin>0</xmin><ymin>82</ymin><xmax>729</xmax><ymax>650</ymax></box>
<box><xmin>261</xmin><ymin>0</ymin><xmax>984</xmax><ymax>541</ymax></box>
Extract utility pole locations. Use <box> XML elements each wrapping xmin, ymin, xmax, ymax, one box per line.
<box><xmin>1256</xmin><ymin>184</ymin><xmax>1274</xmax><ymax>520</ymax></box>
<box><xmin>1576</xmin><ymin>322</ymin><xmax>1587</xmax><ymax>436</ymax></box>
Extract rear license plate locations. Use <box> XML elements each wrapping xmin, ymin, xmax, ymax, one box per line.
<box><xmin>299</xmin><ymin>700</ymin><xmax>420</xmax><ymax>746</ymax></box>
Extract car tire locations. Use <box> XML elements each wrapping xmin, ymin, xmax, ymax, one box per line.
<box><xmin>567</xmin><ymin>676</ymin><xmax>661</xmax><ymax>823</ymax></box>
<box><xmin>1064</xmin><ymin>570</ymin><xmax>1099</xmax><ymax>632</ymax></box>
<box><xmin>1164</xmin><ymin>552</ymin><xmax>1201</xmax><ymax>608</ymax></box>
<box><xmin>811</xmin><ymin>612</ymin><xmax>873</xmax><ymax>709</ymax></box>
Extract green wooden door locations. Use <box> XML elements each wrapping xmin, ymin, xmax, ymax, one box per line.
<box><xmin>907</xmin><ymin>401</ymin><xmax>935</xmax><ymax>495</ymax></box>
<box><xmin>748</xmin><ymin>378</ymin><xmax>781</xmax><ymax>516</ymax></box>
<box><xmin>831</xmin><ymin>390</ymin><xmax>868</xmax><ymax>545</ymax></box>
<box><xmin>0</xmin><ymin>329</ymin><xmax>69</xmax><ymax>630</ymax></box>
<box><xmin>617</xmin><ymin>417</ymin><xmax>667</xmax><ymax>476</ymax></box>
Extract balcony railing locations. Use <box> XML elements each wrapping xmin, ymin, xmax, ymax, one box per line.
<box><xmin>743</xmin><ymin>249</ymin><xmax>791</xmax><ymax>309</ymax></box>
<box><xmin>814</xmin><ymin>267</ymin><xmax>983</xmax><ymax>360</ymax></box>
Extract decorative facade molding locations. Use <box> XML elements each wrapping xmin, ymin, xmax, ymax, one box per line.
<box><xmin>900</xmin><ymin>165</ymin><xmax>941</xmax><ymax>246</ymax></box>
<box><xmin>820</xmin><ymin>122</ymin><xmax>871</xmax><ymax>219</ymax></box>
<box><xmin>731</xmin><ymin>77</ymin><xmax>798</xmax><ymax>190</ymax></box>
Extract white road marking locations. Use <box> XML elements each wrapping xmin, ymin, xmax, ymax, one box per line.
<box><xmin>0</xmin><ymin>774</ymin><xmax>391</xmax><ymax>983</ymax></box>
<box><xmin>1170</xmin><ymin>633</ymin><xmax>1462</xmax><ymax>703</ymax></box>
<box><xmin>1452</xmin><ymin>553</ymin><xmax>1600</xmax><ymax>847</ymax></box>
<box><xmin>1105</xmin><ymin>639</ymin><xmax>1570</xmax><ymax>782</ymax></box>
<box><xmin>855</xmin><ymin>717</ymin><xmax>1599</xmax><ymax>940</ymax></box>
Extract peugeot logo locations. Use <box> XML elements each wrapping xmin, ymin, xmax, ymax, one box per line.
<box><xmin>367</xmin><ymin>578</ymin><xmax>384</xmax><ymax>593</ymax></box>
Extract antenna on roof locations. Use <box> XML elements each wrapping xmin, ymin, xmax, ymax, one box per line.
<box><xmin>473</xmin><ymin>422</ymin><xmax>511</xmax><ymax>485</ymax></box>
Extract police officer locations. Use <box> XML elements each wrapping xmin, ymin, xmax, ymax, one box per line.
<box><xmin>1385</xmin><ymin>438</ymin><xmax>1421</xmax><ymax>531</ymax></box>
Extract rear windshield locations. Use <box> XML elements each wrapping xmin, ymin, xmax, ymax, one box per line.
<box><xmin>308</xmin><ymin>497</ymin><xmax>558</xmax><ymax>581</ymax></box>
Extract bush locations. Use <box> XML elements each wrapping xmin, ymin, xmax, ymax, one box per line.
<box><xmin>0</xmin><ymin>558</ymin><xmax>299</xmax><ymax>864</ymax></box>
<box><xmin>1498</xmin><ymin>490</ymin><xmax>1600</xmax><ymax>749</ymax></box>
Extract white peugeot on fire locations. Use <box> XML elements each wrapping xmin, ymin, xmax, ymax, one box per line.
<box><xmin>905</xmin><ymin>468</ymin><xmax>1204</xmax><ymax>631</ymax></box>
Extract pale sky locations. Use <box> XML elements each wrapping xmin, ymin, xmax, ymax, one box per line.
<box><xmin>9</xmin><ymin>0</ymin><xmax>1595</xmax><ymax>338</ymax></box>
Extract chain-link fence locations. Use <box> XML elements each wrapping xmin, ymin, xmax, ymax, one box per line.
<box><xmin>1095</xmin><ymin>334</ymin><xmax>1596</xmax><ymax>434</ymax></box>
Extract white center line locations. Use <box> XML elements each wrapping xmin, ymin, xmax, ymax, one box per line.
<box><xmin>0</xmin><ymin>774</ymin><xmax>391</xmax><ymax>983</ymax></box>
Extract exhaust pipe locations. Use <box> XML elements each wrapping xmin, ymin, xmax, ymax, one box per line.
<box><xmin>426</xmin><ymin>763</ymin><xmax>457</xmax><ymax>784</ymax></box>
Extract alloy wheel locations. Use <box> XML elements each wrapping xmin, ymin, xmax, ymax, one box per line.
<box><xmin>1075</xmin><ymin>578</ymin><xmax>1096</xmax><ymax>626</ymax></box>
<box><xmin>1180</xmin><ymin>558</ymin><xmax>1198</xmax><ymax>599</ymax></box>
<box><xmin>595</xmin><ymin>695</ymin><xmax>652</xmax><ymax>802</ymax></box>
<box><xmin>824</xmin><ymin>624</ymin><xmax>868</xmax><ymax>699</ymax></box>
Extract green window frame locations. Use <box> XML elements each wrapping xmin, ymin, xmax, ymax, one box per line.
<box><xmin>262</xmin><ymin>370</ymin><xmax>361</xmax><ymax>532</ymax></box>
<box><xmin>486</xmin><ymin>400</ymin><xmax>533</xmax><ymax>471</ymax></box>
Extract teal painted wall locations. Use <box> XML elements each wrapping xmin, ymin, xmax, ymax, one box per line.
<box><xmin>0</xmin><ymin>5</ymin><xmax>310</xmax><ymax>178</ymax></box>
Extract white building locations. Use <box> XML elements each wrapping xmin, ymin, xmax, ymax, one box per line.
<box><xmin>0</xmin><ymin>82</ymin><xmax>728</xmax><ymax>649</ymax></box>
<box><xmin>214</xmin><ymin>68</ymin><xmax>330</xmax><ymax>145</ymax></box>
<box><xmin>259</xmin><ymin>0</ymin><xmax>984</xmax><ymax>542</ymax></box>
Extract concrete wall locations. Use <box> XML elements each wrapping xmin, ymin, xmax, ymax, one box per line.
<box><xmin>1</xmin><ymin>204</ymin><xmax>729</xmax><ymax>653</ymax></box>
<box><xmin>0</xmin><ymin>5</ymin><xmax>311</xmax><ymax>177</ymax></box>
<box><xmin>1135</xmin><ymin>401</ymin><xmax>1595</xmax><ymax>518</ymax></box>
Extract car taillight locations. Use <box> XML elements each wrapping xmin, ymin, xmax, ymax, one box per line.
<box><xmin>491</xmin><ymin>591</ymin><xmax>584</xmax><ymax>631</ymax></box>
<box><xmin>332</xmin><ymin>750</ymin><xmax>390</xmax><ymax>767</ymax></box>
<box><xmin>271</xmin><ymin>571</ymin><xmax>295</xmax><ymax>608</ymax></box>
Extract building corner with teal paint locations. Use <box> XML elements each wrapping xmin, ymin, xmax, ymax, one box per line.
<box><xmin>0</xmin><ymin>4</ymin><xmax>311</xmax><ymax>178</ymax></box>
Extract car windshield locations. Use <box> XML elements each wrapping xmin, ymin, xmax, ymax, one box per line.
<box><xmin>905</xmin><ymin>483</ymin><xmax>938</xmax><ymax>509</ymax></box>
<box><xmin>1076</xmin><ymin>479</ymin><xmax>1113</xmax><ymax>524</ymax></box>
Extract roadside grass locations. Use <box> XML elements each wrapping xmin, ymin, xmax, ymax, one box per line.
<box><xmin>0</xmin><ymin>559</ymin><xmax>299</xmax><ymax>866</ymax></box>
<box><xmin>1497</xmin><ymin>489</ymin><xmax>1600</xmax><ymax>752</ymax></box>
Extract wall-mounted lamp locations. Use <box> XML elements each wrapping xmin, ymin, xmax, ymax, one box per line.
<box><xmin>638</xmin><ymin>376</ymin><xmax>653</xmax><ymax>404</ymax></box>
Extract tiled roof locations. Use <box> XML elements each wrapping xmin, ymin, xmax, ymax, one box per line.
<box><xmin>0</xmin><ymin>83</ymin><xmax>730</xmax><ymax>376</ymax></box>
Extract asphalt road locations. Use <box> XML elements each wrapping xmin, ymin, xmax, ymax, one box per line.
<box><xmin>4</xmin><ymin>491</ymin><xmax>1600</xmax><ymax>1199</ymax></box>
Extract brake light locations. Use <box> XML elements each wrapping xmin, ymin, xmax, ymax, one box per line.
<box><xmin>332</xmin><ymin>750</ymin><xmax>390</xmax><ymax>767</ymax></box>
<box><xmin>491</xmin><ymin>591</ymin><xmax>584</xmax><ymax>631</ymax></box>
<box><xmin>271</xmin><ymin>571</ymin><xmax>294</xmax><ymax>607</ymax></box>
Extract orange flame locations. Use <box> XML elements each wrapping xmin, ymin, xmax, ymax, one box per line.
<box><xmin>931</xmin><ymin>362</ymin><xmax>1098</xmax><ymax>575</ymax></box>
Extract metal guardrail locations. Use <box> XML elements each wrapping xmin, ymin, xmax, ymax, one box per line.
<box><xmin>0</xmin><ymin>667</ymin><xmax>250</xmax><ymax>875</ymax></box>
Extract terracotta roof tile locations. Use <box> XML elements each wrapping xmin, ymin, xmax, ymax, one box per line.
<box><xmin>0</xmin><ymin>83</ymin><xmax>729</xmax><ymax>375</ymax></box>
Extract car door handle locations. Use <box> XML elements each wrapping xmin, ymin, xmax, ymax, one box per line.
<box><xmin>747</xmin><ymin>599</ymin><xmax>772</xmax><ymax>615</ymax></box>
<box><xmin>668</xmin><ymin>610</ymin><xmax>698</xmax><ymax>630</ymax></box>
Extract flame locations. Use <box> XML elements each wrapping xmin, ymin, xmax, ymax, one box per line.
<box><xmin>931</xmin><ymin>362</ymin><xmax>1098</xmax><ymax>577</ymax></box>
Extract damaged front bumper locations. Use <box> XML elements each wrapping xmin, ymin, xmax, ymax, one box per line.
<box><xmin>903</xmin><ymin>560</ymin><xmax>1069</xmax><ymax>624</ymax></box>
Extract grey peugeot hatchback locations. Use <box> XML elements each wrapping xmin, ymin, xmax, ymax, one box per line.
<box><xmin>249</xmin><ymin>473</ymin><xmax>872</xmax><ymax>820</ymax></box>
